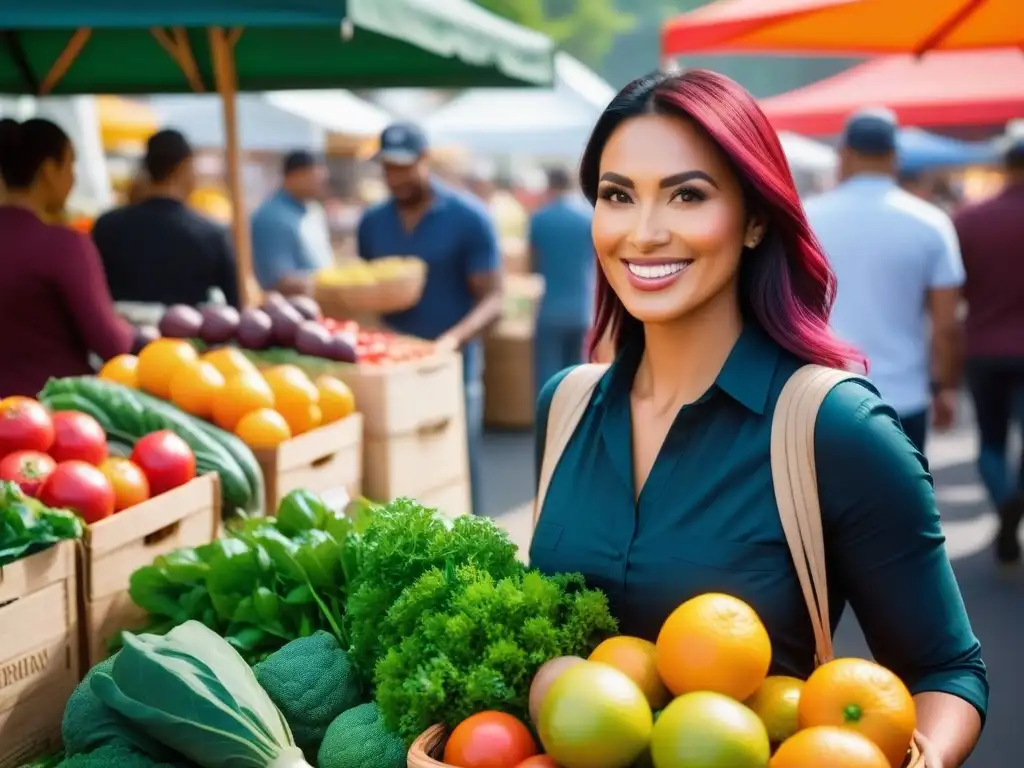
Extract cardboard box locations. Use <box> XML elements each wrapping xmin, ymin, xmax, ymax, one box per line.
<box><xmin>484</xmin><ymin>320</ymin><xmax>535</xmax><ymax>430</ymax></box>
<box><xmin>418</xmin><ymin>478</ymin><xmax>472</xmax><ymax>518</ymax></box>
<box><xmin>332</xmin><ymin>352</ymin><xmax>463</xmax><ymax>438</ymax></box>
<box><xmin>0</xmin><ymin>541</ymin><xmax>79</xmax><ymax>768</ymax></box>
<box><xmin>363</xmin><ymin>411</ymin><xmax>469</xmax><ymax>504</ymax></box>
<box><xmin>80</xmin><ymin>474</ymin><xmax>220</xmax><ymax>668</ymax></box>
<box><xmin>256</xmin><ymin>413</ymin><xmax>364</xmax><ymax>512</ymax></box>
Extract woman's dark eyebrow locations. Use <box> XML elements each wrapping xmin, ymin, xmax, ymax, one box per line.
<box><xmin>598</xmin><ymin>170</ymin><xmax>718</xmax><ymax>189</ymax></box>
<box><xmin>660</xmin><ymin>170</ymin><xmax>718</xmax><ymax>189</ymax></box>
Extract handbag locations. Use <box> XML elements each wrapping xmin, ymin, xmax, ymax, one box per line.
<box><xmin>531</xmin><ymin>362</ymin><xmax>927</xmax><ymax>767</ymax></box>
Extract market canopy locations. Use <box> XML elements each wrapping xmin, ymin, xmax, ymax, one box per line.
<box><xmin>897</xmin><ymin>128</ymin><xmax>999</xmax><ymax>173</ymax></box>
<box><xmin>662</xmin><ymin>0</ymin><xmax>1023</xmax><ymax>58</ymax></box>
<box><xmin>423</xmin><ymin>53</ymin><xmax>615</xmax><ymax>160</ymax></box>
<box><xmin>758</xmin><ymin>49</ymin><xmax>1024</xmax><ymax>135</ymax></box>
<box><xmin>0</xmin><ymin>0</ymin><xmax>555</xmax><ymax>95</ymax></box>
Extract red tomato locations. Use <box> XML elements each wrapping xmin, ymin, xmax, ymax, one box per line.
<box><xmin>99</xmin><ymin>457</ymin><xmax>151</xmax><ymax>511</ymax></box>
<box><xmin>515</xmin><ymin>757</ymin><xmax>561</xmax><ymax>768</ymax></box>
<box><xmin>0</xmin><ymin>397</ymin><xmax>55</xmax><ymax>458</ymax></box>
<box><xmin>39</xmin><ymin>461</ymin><xmax>115</xmax><ymax>523</ymax></box>
<box><xmin>50</xmin><ymin>411</ymin><xmax>109</xmax><ymax>465</ymax></box>
<box><xmin>0</xmin><ymin>450</ymin><xmax>57</xmax><ymax>497</ymax></box>
<box><xmin>131</xmin><ymin>431</ymin><xmax>196</xmax><ymax>496</ymax></box>
<box><xmin>444</xmin><ymin>712</ymin><xmax>538</xmax><ymax>768</ymax></box>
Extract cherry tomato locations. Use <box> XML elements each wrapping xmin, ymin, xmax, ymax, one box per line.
<box><xmin>50</xmin><ymin>410</ymin><xmax>109</xmax><ymax>465</ymax></box>
<box><xmin>39</xmin><ymin>461</ymin><xmax>115</xmax><ymax>524</ymax></box>
<box><xmin>0</xmin><ymin>397</ymin><xmax>55</xmax><ymax>458</ymax></box>
<box><xmin>0</xmin><ymin>450</ymin><xmax>57</xmax><ymax>497</ymax></box>
<box><xmin>99</xmin><ymin>457</ymin><xmax>151</xmax><ymax>511</ymax></box>
<box><xmin>443</xmin><ymin>712</ymin><xmax>538</xmax><ymax>768</ymax></box>
<box><xmin>131</xmin><ymin>431</ymin><xmax>196</xmax><ymax>496</ymax></box>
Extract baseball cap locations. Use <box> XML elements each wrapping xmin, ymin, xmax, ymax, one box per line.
<box><xmin>374</xmin><ymin>122</ymin><xmax>428</xmax><ymax>165</ymax></box>
<box><xmin>841</xmin><ymin>107</ymin><xmax>898</xmax><ymax>156</ymax></box>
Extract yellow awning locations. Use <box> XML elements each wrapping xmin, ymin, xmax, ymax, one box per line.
<box><xmin>97</xmin><ymin>95</ymin><xmax>159</xmax><ymax>152</ymax></box>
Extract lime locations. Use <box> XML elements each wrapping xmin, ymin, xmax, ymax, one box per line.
<box><xmin>538</xmin><ymin>660</ymin><xmax>653</xmax><ymax>768</ymax></box>
<box><xmin>745</xmin><ymin>675</ymin><xmax>804</xmax><ymax>744</ymax></box>
<box><xmin>650</xmin><ymin>691</ymin><xmax>770</xmax><ymax>768</ymax></box>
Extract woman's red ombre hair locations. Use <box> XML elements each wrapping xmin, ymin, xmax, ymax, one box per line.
<box><xmin>581</xmin><ymin>70</ymin><xmax>864</xmax><ymax>372</ymax></box>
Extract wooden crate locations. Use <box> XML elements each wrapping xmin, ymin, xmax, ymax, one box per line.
<box><xmin>333</xmin><ymin>352</ymin><xmax>464</xmax><ymax>438</ymax></box>
<box><xmin>80</xmin><ymin>474</ymin><xmax>220</xmax><ymax>668</ymax></box>
<box><xmin>417</xmin><ymin>478</ymin><xmax>472</xmax><ymax>518</ymax></box>
<box><xmin>256</xmin><ymin>413</ymin><xmax>364</xmax><ymax>512</ymax></box>
<box><xmin>0</xmin><ymin>541</ymin><xmax>80</xmax><ymax>768</ymax></box>
<box><xmin>484</xmin><ymin>320</ymin><xmax>535</xmax><ymax>430</ymax></box>
<box><xmin>363</xmin><ymin>411</ymin><xmax>469</xmax><ymax>504</ymax></box>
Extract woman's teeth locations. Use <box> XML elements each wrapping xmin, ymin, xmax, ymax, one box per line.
<box><xmin>626</xmin><ymin>261</ymin><xmax>690</xmax><ymax>279</ymax></box>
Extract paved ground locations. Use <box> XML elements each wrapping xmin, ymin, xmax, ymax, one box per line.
<box><xmin>478</xmin><ymin>413</ymin><xmax>1023</xmax><ymax>766</ymax></box>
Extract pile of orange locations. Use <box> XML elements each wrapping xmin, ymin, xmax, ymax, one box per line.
<box><xmin>100</xmin><ymin>341</ymin><xmax>357</xmax><ymax>450</ymax></box>
<box><xmin>553</xmin><ymin>593</ymin><xmax>917</xmax><ymax>768</ymax></box>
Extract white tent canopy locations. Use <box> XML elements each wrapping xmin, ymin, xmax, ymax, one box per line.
<box><xmin>424</xmin><ymin>52</ymin><xmax>614</xmax><ymax>160</ymax></box>
<box><xmin>778</xmin><ymin>131</ymin><xmax>837</xmax><ymax>174</ymax></box>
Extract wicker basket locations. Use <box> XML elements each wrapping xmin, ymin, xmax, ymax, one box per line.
<box><xmin>316</xmin><ymin>261</ymin><xmax>427</xmax><ymax>319</ymax></box>
<box><xmin>407</xmin><ymin>723</ymin><xmax>925</xmax><ymax>767</ymax></box>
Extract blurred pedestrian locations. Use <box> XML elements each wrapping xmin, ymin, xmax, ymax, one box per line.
<box><xmin>805</xmin><ymin>108</ymin><xmax>964</xmax><ymax>453</ymax></box>
<box><xmin>0</xmin><ymin>118</ymin><xmax>133</xmax><ymax>396</ymax></box>
<box><xmin>530</xmin><ymin>166</ymin><xmax>595</xmax><ymax>398</ymax></box>
<box><xmin>358</xmin><ymin>122</ymin><xmax>502</xmax><ymax>516</ymax></box>
<box><xmin>251</xmin><ymin>150</ymin><xmax>333</xmax><ymax>296</ymax></box>
<box><xmin>954</xmin><ymin>137</ymin><xmax>1024</xmax><ymax>565</ymax></box>
<box><xmin>93</xmin><ymin>129</ymin><xmax>239</xmax><ymax>307</ymax></box>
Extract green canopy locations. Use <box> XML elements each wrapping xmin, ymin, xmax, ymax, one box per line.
<box><xmin>0</xmin><ymin>0</ymin><xmax>555</xmax><ymax>95</ymax></box>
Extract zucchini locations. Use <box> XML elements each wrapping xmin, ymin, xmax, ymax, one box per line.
<box><xmin>39</xmin><ymin>377</ymin><xmax>257</xmax><ymax>514</ymax></box>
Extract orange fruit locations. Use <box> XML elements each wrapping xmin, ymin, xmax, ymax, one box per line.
<box><xmin>745</xmin><ymin>675</ymin><xmax>804</xmax><ymax>744</ymax></box>
<box><xmin>169</xmin><ymin>361</ymin><xmax>226</xmax><ymax>420</ymax></box>
<box><xmin>201</xmin><ymin>346</ymin><xmax>258</xmax><ymax>380</ymax></box>
<box><xmin>98</xmin><ymin>457</ymin><xmax>150</xmax><ymax>511</ymax></box>
<box><xmin>588</xmin><ymin>636</ymin><xmax>671</xmax><ymax>710</ymax></box>
<box><xmin>650</xmin><ymin>691</ymin><xmax>770</xmax><ymax>768</ymax></box>
<box><xmin>234</xmin><ymin>408</ymin><xmax>292</xmax><ymax>450</ymax></box>
<box><xmin>799</xmin><ymin>658</ymin><xmax>916</xmax><ymax>768</ymax></box>
<box><xmin>316</xmin><ymin>375</ymin><xmax>356</xmax><ymax>424</ymax></box>
<box><xmin>770</xmin><ymin>727</ymin><xmax>890</xmax><ymax>768</ymax></box>
<box><xmin>656</xmin><ymin>593</ymin><xmax>771</xmax><ymax>702</ymax></box>
<box><xmin>211</xmin><ymin>372</ymin><xmax>275</xmax><ymax>432</ymax></box>
<box><xmin>98</xmin><ymin>354</ymin><xmax>139</xmax><ymax>388</ymax></box>
<box><xmin>264</xmin><ymin>365</ymin><xmax>321</xmax><ymax>435</ymax></box>
<box><xmin>137</xmin><ymin>339</ymin><xmax>199</xmax><ymax>399</ymax></box>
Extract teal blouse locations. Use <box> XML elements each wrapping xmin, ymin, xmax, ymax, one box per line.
<box><xmin>530</xmin><ymin>324</ymin><xmax>988</xmax><ymax>720</ymax></box>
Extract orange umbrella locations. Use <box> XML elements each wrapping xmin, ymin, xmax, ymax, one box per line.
<box><xmin>662</xmin><ymin>0</ymin><xmax>1024</xmax><ymax>58</ymax></box>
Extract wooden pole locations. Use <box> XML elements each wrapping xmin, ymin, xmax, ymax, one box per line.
<box><xmin>208</xmin><ymin>26</ymin><xmax>259</xmax><ymax>308</ymax></box>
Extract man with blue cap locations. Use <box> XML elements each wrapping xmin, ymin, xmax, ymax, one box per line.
<box><xmin>805</xmin><ymin>107</ymin><xmax>964</xmax><ymax>455</ymax></box>
<box><xmin>358</xmin><ymin>122</ymin><xmax>503</xmax><ymax>516</ymax></box>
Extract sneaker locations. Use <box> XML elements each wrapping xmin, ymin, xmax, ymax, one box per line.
<box><xmin>994</xmin><ymin>492</ymin><xmax>1024</xmax><ymax>565</ymax></box>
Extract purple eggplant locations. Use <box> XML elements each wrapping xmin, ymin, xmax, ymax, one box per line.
<box><xmin>294</xmin><ymin>320</ymin><xmax>333</xmax><ymax>358</ymax></box>
<box><xmin>266</xmin><ymin>303</ymin><xmax>304</xmax><ymax>348</ymax></box>
<box><xmin>322</xmin><ymin>333</ymin><xmax>357</xmax><ymax>363</ymax></box>
<box><xmin>235</xmin><ymin>308</ymin><xmax>274</xmax><ymax>350</ymax></box>
<box><xmin>288</xmin><ymin>295</ymin><xmax>322</xmax><ymax>321</ymax></box>
<box><xmin>199</xmin><ymin>305</ymin><xmax>240</xmax><ymax>345</ymax></box>
<box><xmin>158</xmin><ymin>304</ymin><xmax>203</xmax><ymax>339</ymax></box>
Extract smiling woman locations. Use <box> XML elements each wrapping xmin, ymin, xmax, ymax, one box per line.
<box><xmin>530</xmin><ymin>70</ymin><xmax>988</xmax><ymax>768</ymax></box>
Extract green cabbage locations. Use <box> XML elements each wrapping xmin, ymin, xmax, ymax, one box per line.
<box><xmin>90</xmin><ymin>621</ymin><xmax>312</xmax><ymax>768</ymax></box>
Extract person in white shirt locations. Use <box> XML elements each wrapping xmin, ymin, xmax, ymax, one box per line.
<box><xmin>805</xmin><ymin>108</ymin><xmax>964</xmax><ymax>453</ymax></box>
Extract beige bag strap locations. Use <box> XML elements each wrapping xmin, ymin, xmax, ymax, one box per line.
<box><xmin>771</xmin><ymin>364</ymin><xmax>864</xmax><ymax>666</ymax></box>
<box><xmin>534</xmin><ymin>364</ymin><xmax>610</xmax><ymax>525</ymax></box>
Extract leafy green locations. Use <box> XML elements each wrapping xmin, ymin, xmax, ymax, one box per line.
<box><xmin>345</xmin><ymin>497</ymin><xmax>522</xmax><ymax>681</ymax></box>
<box><xmin>121</xmin><ymin>491</ymin><xmax>373</xmax><ymax>665</ymax></box>
<box><xmin>55</xmin><ymin>740</ymin><xmax>190</xmax><ymax>768</ymax></box>
<box><xmin>92</xmin><ymin>621</ymin><xmax>312</xmax><ymax>768</ymax></box>
<box><xmin>0</xmin><ymin>481</ymin><xmax>83</xmax><ymax>567</ymax></box>
<box><xmin>373</xmin><ymin>562</ymin><xmax>618</xmax><ymax>743</ymax></box>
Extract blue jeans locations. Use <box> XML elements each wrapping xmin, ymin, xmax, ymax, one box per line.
<box><xmin>966</xmin><ymin>357</ymin><xmax>1024</xmax><ymax>508</ymax></box>
<box><xmin>534</xmin><ymin>323</ymin><xmax>589</xmax><ymax>402</ymax></box>
<box><xmin>465</xmin><ymin>378</ymin><xmax>483</xmax><ymax>516</ymax></box>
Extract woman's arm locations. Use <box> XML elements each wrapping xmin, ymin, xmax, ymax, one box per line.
<box><xmin>815</xmin><ymin>381</ymin><xmax>987</xmax><ymax>767</ymax></box>
<box><xmin>53</xmin><ymin>229</ymin><xmax>133</xmax><ymax>361</ymax></box>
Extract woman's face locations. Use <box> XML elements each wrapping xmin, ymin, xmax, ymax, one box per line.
<box><xmin>40</xmin><ymin>143</ymin><xmax>75</xmax><ymax>213</ymax></box>
<box><xmin>592</xmin><ymin>113</ymin><xmax>762</xmax><ymax>326</ymax></box>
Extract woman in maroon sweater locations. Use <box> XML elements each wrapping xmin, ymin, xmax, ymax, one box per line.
<box><xmin>0</xmin><ymin>118</ymin><xmax>133</xmax><ymax>397</ymax></box>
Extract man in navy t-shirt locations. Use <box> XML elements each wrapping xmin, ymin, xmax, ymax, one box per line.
<box><xmin>357</xmin><ymin>123</ymin><xmax>502</xmax><ymax>516</ymax></box>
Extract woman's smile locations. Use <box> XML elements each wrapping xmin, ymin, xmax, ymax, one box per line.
<box><xmin>623</xmin><ymin>258</ymin><xmax>693</xmax><ymax>291</ymax></box>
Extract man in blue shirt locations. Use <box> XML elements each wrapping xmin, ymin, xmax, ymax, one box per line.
<box><xmin>358</xmin><ymin>123</ymin><xmax>503</xmax><ymax>516</ymax></box>
<box><xmin>529</xmin><ymin>166</ymin><xmax>595</xmax><ymax>399</ymax></box>
<box><xmin>251</xmin><ymin>150</ymin><xmax>333</xmax><ymax>295</ymax></box>
<box><xmin>805</xmin><ymin>108</ymin><xmax>964</xmax><ymax>454</ymax></box>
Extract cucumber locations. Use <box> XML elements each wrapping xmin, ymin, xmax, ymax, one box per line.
<box><xmin>39</xmin><ymin>377</ymin><xmax>256</xmax><ymax>513</ymax></box>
